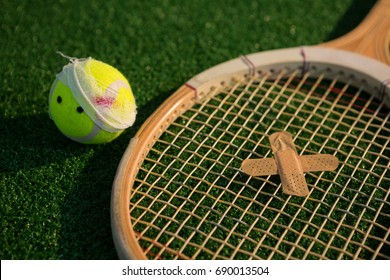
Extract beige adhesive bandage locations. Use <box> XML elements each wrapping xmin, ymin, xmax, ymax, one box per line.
<box><xmin>241</xmin><ymin>132</ymin><xmax>339</xmax><ymax>197</ymax></box>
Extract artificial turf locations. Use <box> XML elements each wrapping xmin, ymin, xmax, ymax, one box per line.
<box><xmin>0</xmin><ymin>0</ymin><xmax>376</xmax><ymax>259</ymax></box>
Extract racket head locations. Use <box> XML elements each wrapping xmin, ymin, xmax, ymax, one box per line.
<box><xmin>112</xmin><ymin>0</ymin><xmax>390</xmax><ymax>260</ymax></box>
<box><xmin>111</xmin><ymin>46</ymin><xmax>390</xmax><ymax>259</ymax></box>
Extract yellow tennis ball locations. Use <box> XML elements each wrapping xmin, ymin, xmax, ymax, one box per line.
<box><xmin>49</xmin><ymin>57</ymin><xmax>137</xmax><ymax>144</ymax></box>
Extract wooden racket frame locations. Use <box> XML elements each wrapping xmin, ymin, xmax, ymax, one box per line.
<box><xmin>111</xmin><ymin>0</ymin><xmax>390</xmax><ymax>260</ymax></box>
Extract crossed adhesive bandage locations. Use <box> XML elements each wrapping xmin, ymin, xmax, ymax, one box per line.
<box><xmin>241</xmin><ymin>132</ymin><xmax>339</xmax><ymax>197</ymax></box>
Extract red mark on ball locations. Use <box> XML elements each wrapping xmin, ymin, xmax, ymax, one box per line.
<box><xmin>95</xmin><ymin>96</ymin><xmax>115</xmax><ymax>107</ymax></box>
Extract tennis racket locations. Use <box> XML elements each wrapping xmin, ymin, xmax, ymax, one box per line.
<box><xmin>111</xmin><ymin>0</ymin><xmax>390</xmax><ymax>260</ymax></box>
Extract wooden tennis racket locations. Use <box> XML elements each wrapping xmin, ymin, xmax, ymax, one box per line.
<box><xmin>111</xmin><ymin>0</ymin><xmax>390</xmax><ymax>259</ymax></box>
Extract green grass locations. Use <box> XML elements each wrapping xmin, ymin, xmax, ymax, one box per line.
<box><xmin>0</xmin><ymin>0</ymin><xmax>377</xmax><ymax>259</ymax></box>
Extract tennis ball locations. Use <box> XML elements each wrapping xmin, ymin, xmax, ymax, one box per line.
<box><xmin>49</xmin><ymin>56</ymin><xmax>137</xmax><ymax>144</ymax></box>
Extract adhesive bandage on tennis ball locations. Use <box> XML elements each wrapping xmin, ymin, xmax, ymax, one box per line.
<box><xmin>241</xmin><ymin>131</ymin><xmax>339</xmax><ymax>197</ymax></box>
<box><xmin>49</xmin><ymin>56</ymin><xmax>137</xmax><ymax>144</ymax></box>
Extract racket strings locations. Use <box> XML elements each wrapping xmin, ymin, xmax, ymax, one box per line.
<box><xmin>284</xmin><ymin>76</ymin><xmax>390</xmax><ymax>259</ymax></box>
<box><xmin>133</xmin><ymin>74</ymin><xmax>276</xmax><ymax>258</ymax></box>
<box><xmin>130</xmin><ymin>69</ymin><xmax>390</xmax><ymax>259</ymax></box>
<box><xmin>159</xmin><ymin>77</ymin><xmax>276</xmax><ymax>259</ymax></box>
